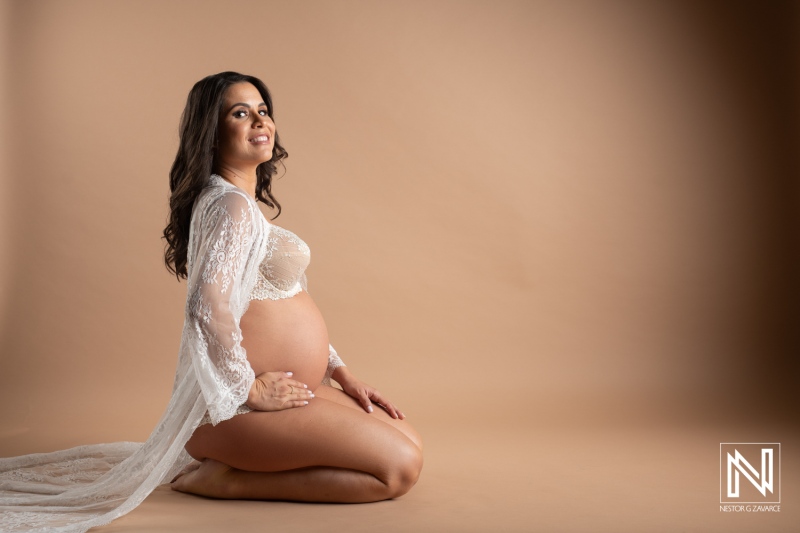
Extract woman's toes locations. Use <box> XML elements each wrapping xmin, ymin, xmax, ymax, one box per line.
<box><xmin>170</xmin><ymin>470</ymin><xmax>195</xmax><ymax>492</ymax></box>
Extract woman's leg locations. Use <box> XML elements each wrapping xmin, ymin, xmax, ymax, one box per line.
<box><xmin>174</xmin><ymin>395</ymin><xmax>422</xmax><ymax>503</ymax></box>
<box><xmin>313</xmin><ymin>384</ymin><xmax>423</xmax><ymax>451</ymax></box>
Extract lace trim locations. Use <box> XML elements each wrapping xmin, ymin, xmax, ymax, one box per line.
<box><xmin>250</xmin><ymin>278</ymin><xmax>304</xmax><ymax>301</ymax></box>
<box><xmin>198</xmin><ymin>403</ymin><xmax>252</xmax><ymax>427</ymax></box>
<box><xmin>324</xmin><ymin>344</ymin><xmax>346</xmax><ymax>385</ymax></box>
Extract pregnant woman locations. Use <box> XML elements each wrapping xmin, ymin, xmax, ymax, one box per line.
<box><xmin>169</xmin><ymin>71</ymin><xmax>423</xmax><ymax>501</ymax></box>
<box><xmin>0</xmin><ymin>71</ymin><xmax>422</xmax><ymax>532</ymax></box>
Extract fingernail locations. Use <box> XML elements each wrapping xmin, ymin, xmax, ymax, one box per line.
<box><xmin>304</xmin><ymin>401</ymin><xmax>308</xmax><ymax>405</ymax></box>
<box><xmin>303</xmin><ymin>384</ymin><xmax>308</xmax><ymax>388</ymax></box>
<box><xmin>310</xmin><ymin>393</ymin><xmax>315</xmax><ymax>398</ymax></box>
<box><xmin>286</xmin><ymin>372</ymin><xmax>293</xmax><ymax>376</ymax></box>
<box><xmin>368</xmin><ymin>405</ymin><xmax>373</xmax><ymax>413</ymax></box>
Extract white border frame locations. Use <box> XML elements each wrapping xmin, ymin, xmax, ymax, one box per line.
<box><xmin>720</xmin><ymin>442</ymin><xmax>781</xmax><ymax>504</ymax></box>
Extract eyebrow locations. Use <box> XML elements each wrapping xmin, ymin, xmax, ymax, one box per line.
<box><xmin>226</xmin><ymin>101</ymin><xmax>267</xmax><ymax>113</ymax></box>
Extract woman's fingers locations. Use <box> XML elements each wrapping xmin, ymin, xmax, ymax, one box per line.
<box><xmin>282</xmin><ymin>399</ymin><xmax>310</xmax><ymax>409</ymax></box>
<box><xmin>273</xmin><ymin>389</ymin><xmax>313</xmax><ymax>410</ymax></box>
<box><xmin>269</xmin><ymin>398</ymin><xmax>310</xmax><ymax>411</ymax></box>
<box><xmin>281</xmin><ymin>384</ymin><xmax>313</xmax><ymax>399</ymax></box>
<box><xmin>375</xmin><ymin>401</ymin><xmax>397</xmax><ymax>419</ymax></box>
<box><xmin>350</xmin><ymin>386</ymin><xmax>403</xmax><ymax>419</ymax></box>
<box><xmin>298</xmin><ymin>389</ymin><xmax>315</xmax><ymax>400</ymax></box>
<box><xmin>281</xmin><ymin>382</ymin><xmax>311</xmax><ymax>396</ymax></box>
<box><xmin>276</xmin><ymin>371</ymin><xmax>308</xmax><ymax>391</ymax></box>
<box><xmin>352</xmin><ymin>389</ymin><xmax>373</xmax><ymax>413</ymax></box>
<box><xmin>258</xmin><ymin>371</ymin><xmax>308</xmax><ymax>391</ymax></box>
<box><xmin>370</xmin><ymin>391</ymin><xmax>404</xmax><ymax>419</ymax></box>
<box><xmin>283</xmin><ymin>383</ymin><xmax>314</xmax><ymax>408</ymax></box>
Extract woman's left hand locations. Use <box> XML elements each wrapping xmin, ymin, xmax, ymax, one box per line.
<box><xmin>333</xmin><ymin>367</ymin><xmax>405</xmax><ymax>420</ymax></box>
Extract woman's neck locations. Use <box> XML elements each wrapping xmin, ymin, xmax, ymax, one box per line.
<box><xmin>216</xmin><ymin>164</ymin><xmax>257</xmax><ymax>200</ymax></box>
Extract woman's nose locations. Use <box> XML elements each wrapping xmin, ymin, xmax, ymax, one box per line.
<box><xmin>253</xmin><ymin>118</ymin><xmax>273</xmax><ymax>135</ymax></box>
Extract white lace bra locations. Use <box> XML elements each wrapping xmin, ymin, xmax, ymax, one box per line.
<box><xmin>208</xmin><ymin>174</ymin><xmax>311</xmax><ymax>301</ymax></box>
<box><xmin>250</xmin><ymin>222</ymin><xmax>310</xmax><ymax>300</ymax></box>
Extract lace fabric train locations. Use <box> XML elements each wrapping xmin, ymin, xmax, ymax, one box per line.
<box><xmin>0</xmin><ymin>174</ymin><xmax>344</xmax><ymax>532</ymax></box>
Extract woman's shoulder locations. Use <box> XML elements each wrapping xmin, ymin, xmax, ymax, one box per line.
<box><xmin>199</xmin><ymin>175</ymin><xmax>257</xmax><ymax>216</ymax></box>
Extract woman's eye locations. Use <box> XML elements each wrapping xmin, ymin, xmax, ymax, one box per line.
<box><xmin>233</xmin><ymin>110</ymin><xmax>247</xmax><ymax>118</ymax></box>
<box><xmin>259</xmin><ymin>109</ymin><xmax>268</xmax><ymax>116</ymax></box>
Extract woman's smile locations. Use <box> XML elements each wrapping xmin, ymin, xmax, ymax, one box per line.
<box><xmin>249</xmin><ymin>134</ymin><xmax>271</xmax><ymax>145</ymax></box>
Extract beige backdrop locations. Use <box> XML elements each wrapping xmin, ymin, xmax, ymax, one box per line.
<box><xmin>0</xmin><ymin>1</ymin><xmax>797</xmax><ymax>531</ymax></box>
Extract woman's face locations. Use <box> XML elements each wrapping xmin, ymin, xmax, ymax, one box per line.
<box><xmin>216</xmin><ymin>82</ymin><xmax>276</xmax><ymax>168</ymax></box>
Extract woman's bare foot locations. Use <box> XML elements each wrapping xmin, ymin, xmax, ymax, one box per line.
<box><xmin>169</xmin><ymin>460</ymin><xmax>201</xmax><ymax>483</ymax></box>
<box><xmin>170</xmin><ymin>458</ymin><xmax>236</xmax><ymax>499</ymax></box>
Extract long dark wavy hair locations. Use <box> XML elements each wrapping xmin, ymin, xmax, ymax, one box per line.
<box><xmin>162</xmin><ymin>71</ymin><xmax>288</xmax><ymax>280</ymax></box>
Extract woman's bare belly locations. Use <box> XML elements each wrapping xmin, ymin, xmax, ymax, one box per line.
<box><xmin>240</xmin><ymin>290</ymin><xmax>330</xmax><ymax>392</ymax></box>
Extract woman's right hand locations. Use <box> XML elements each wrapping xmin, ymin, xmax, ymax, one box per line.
<box><xmin>245</xmin><ymin>371</ymin><xmax>313</xmax><ymax>411</ymax></box>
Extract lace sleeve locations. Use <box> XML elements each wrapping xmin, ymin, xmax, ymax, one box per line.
<box><xmin>298</xmin><ymin>272</ymin><xmax>346</xmax><ymax>384</ymax></box>
<box><xmin>326</xmin><ymin>343</ymin><xmax>346</xmax><ymax>378</ymax></box>
<box><xmin>186</xmin><ymin>190</ymin><xmax>256</xmax><ymax>425</ymax></box>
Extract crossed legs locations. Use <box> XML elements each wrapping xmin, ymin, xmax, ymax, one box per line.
<box><xmin>173</xmin><ymin>385</ymin><xmax>423</xmax><ymax>503</ymax></box>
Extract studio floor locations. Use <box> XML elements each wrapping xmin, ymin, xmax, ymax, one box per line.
<box><xmin>82</xmin><ymin>419</ymin><xmax>797</xmax><ymax>533</ymax></box>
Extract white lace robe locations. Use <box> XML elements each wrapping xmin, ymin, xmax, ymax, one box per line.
<box><xmin>0</xmin><ymin>176</ymin><xmax>344</xmax><ymax>532</ymax></box>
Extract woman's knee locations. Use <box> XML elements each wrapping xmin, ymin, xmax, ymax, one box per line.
<box><xmin>383</xmin><ymin>437</ymin><xmax>423</xmax><ymax>498</ymax></box>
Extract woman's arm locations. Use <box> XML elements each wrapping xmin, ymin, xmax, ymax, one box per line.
<box><xmin>188</xmin><ymin>190</ymin><xmax>311</xmax><ymax>423</ymax></box>
<box><xmin>187</xmin><ymin>191</ymin><xmax>256</xmax><ymax>425</ymax></box>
